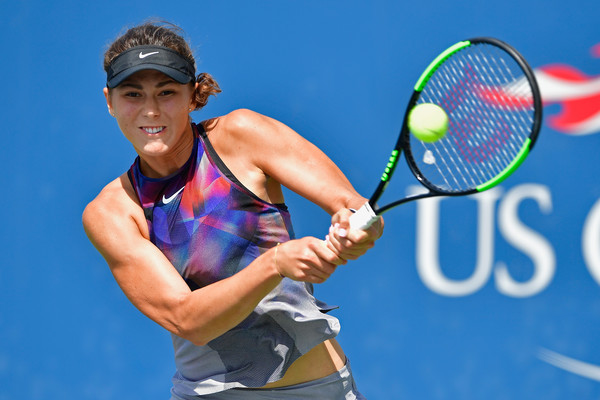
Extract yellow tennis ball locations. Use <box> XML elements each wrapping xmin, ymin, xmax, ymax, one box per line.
<box><xmin>408</xmin><ymin>103</ymin><xmax>449</xmax><ymax>142</ymax></box>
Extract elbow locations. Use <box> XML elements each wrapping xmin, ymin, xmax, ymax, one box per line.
<box><xmin>192</xmin><ymin>338</ymin><xmax>209</xmax><ymax>347</ymax></box>
<box><xmin>184</xmin><ymin>332</ymin><xmax>210</xmax><ymax>347</ymax></box>
<box><xmin>170</xmin><ymin>304</ymin><xmax>213</xmax><ymax>346</ymax></box>
<box><xmin>185</xmin><ymin>327</ymin><xmax>211</xmax><ymax>347</ymax></box>
<box><xmin>173</xmin><ymin>321</ymin><xmax>211</xmax><ymax>346</ymax></box>
<box><xmin>176</xmin><ymin>314</ymin><xmax>233</xmax><ymax>346</ymax></box>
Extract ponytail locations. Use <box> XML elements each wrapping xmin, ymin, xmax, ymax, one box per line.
<box><xmin>193</xmin><ymin>72</ymin><xmax>221</xmax><ymax>110</ymax></box>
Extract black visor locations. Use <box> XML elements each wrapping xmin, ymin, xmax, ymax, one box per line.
<box><xmin>106</xmin><ymin>45</ymin><xmax>196</xmax><ymax>88</ymax></box>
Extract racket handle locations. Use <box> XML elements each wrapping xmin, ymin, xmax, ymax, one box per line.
<box><xmin>349</xmin><ymin>202</ymin><xmax>378</xmax><ymax>230</ymax></box>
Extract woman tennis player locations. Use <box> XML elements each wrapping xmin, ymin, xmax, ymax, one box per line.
<box><xmin>83</xmin><ymin>21</ymin><xmax>383</xmax><ymax>400</ymax></box>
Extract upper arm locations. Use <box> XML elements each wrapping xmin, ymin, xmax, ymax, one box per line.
<box><xmin>217</xmin><ymin>109</ymin><xmax>367</xmax><ymax>214</ymax></box>
<box><xmin>82</xmin><ymin>177</ymin><xmax>191</xmax><ymax>336</ymax></box>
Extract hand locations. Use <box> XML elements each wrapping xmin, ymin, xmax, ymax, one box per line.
<box><xmin>325</xmin><ymin>208</ymin><xmax>384</xmax><ymax>260</ymax></box>
<box><xmin>274</xmin><ymin>237</ymin><xmax>347</xmax><ymax>284</ymax></box>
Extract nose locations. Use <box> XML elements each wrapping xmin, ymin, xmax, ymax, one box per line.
<box><xmin>143</xmin><ymin>97</ymin><xmax>160</xmax><ymax>118</ymax></box>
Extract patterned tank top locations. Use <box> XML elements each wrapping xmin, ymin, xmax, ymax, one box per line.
<box><xmin>127</xmin><ymin>123</ymin><xmax>340</xmax><ymax>396</ymax></box>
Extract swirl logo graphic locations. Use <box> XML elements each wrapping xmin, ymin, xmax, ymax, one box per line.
<box><xmin>535</xmin><ymin>43</ymin><xmax>600</xmax><ymax>135</ymax></box>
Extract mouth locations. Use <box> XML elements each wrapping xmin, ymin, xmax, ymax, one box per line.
<box><xmin>141</xmin><ymin>126</ymin><xmax>165</xmax><ymax>134</ymax></box>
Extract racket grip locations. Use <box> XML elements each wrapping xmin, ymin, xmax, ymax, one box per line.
<box><xmin>349</xmin><ymin>202</ymin><xmax>378</xmax><ymax>231</ymax></box>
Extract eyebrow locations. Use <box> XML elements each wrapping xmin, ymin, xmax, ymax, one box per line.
<box><xmin>118</xmin><ymin>79</ymin><xmax>178</xmax><ymax>90</ymax></box>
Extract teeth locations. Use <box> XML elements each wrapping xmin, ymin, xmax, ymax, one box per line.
<box><xmin>143</xmin><ymin>127</ymin><xmax>164</xmax><ymax>134</ymax></box>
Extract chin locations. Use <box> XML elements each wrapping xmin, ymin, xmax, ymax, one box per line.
<box><xmin>139</xmin><ymin>141</ymin><xmax>170</xmax><ymax>155</ymax></box>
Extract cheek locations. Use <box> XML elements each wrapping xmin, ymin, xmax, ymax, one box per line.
<box><xmin>113</xmin><ymin>105</ymin><xmax>142</xmax><ymax>136</ymax></box>
<box><xmin>163</xmin><ymin>102</ymin><xmax>192</xmax><ymax>123</ymax></box>
<box><xmin>111</xmin><ymin>101</ymin><xmax>138</xmax><ymax>122</ymax></box>
<box><xmin>118</xmin><ymin>103</ymin><xmax>140</xmax><ymax>118</ymax></box>
<box><xmin>165</xmin><ymin>97</ymin><xmax>193</xmax><ymax>113</ymax></box>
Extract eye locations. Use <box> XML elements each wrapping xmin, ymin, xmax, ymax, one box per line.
<box><xmin>159</xmin><ymin>89</ymin><xmax>176</xmax><ymax>96</ymax></box>
<box><xmin>124</xmin><ymin>91</ymin><xmax>142</xmax><ymax>98</ymax></box>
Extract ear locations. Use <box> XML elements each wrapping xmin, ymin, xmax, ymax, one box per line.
<box><xmin>189</xmin><ymin>82</ymin><xmax>200</xmax><ymax>111</ymax></box>
<box><xmin>103</xmin><ymin>87</ymin><xmax>115</xmax><ymax>116</ymax></box>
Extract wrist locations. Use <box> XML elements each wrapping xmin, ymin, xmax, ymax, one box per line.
<box><xmin>273</xmin><ymin>243</ymin><xmax>285</xmax><ymax>278</ymax></box>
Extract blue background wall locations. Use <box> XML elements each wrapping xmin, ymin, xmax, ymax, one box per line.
<box><xmin>2</xmin><ymin>0</ymin><xmax>600</xmax><ymax>398</ymax></box>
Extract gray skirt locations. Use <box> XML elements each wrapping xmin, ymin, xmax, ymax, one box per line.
<box><xmin>169</xmin><ymin>359</ymin><xmax>366</xmax><ymax>400</ymax></box>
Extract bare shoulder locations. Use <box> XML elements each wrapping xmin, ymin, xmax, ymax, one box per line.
<box><xmin>204</xmin><ymin>109</ymin><xmax>275</xmax><ymax>143</ymax></box>
<box><xmin>83</xmin><ymin>174</ymin><xmax>136</xmax><ymax>220</ymax></box>
<box><xmin>82</xmin><ymin>173</ymin><xmax>148</xmax><ymax>248</ymax></box>
<box><xmin>223</xmin><ymin>108</ymin><xmax>269</xmax><ymax>127</ymax></box>
<box><xmin>202</xmin><ymin>108</ymin><xmax>286</xmax><ymax>170</ymax></box>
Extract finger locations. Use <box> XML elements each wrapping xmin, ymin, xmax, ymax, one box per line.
<box><xmin>363</xmin><ymin>215</ymin><xmax>384</xmax><ymax>239</ymax></box>
<box><xmin>345</xmin><ymin>221</ymin><xmax>382</xmax><ymax>244</ymax></box>
<box><xmin>333</xmin><ymin>228</ymin><xmax>377</xmax><ymax>260</ymax></box>
<box><xmin>331</xmin><ymin>209</ymin><xmax>354</xmax><ymax>231</ymax></box>
<box><xmin>324</xmin><ymin>227</ymin><xmax>350</xmax><ymax>261</ymax></box>
<box><xmin>327</xmin><ymin>233</ymin><xmax>358</xmax><ymax>259</ymax></box>
<box><xmin>315</xmin><ymin>239</ymin><xmax>347</xmax><ymax>267</ymax></box>
<box><xmin>324</xmin><ymin>236</ymin><xmax>364</xmax><ymax>262</ymax></box>
<box><xmin>297</xmin><ymin>257</ymin><xmax>338</xmax><ymax>283</ymax></box>
<box><xmin>333</xmin><ymin>222</ymin><xmax>373</xmax><ymax>247</ymax></box>
<box><xmin>309</xmin><ymin>264</ymin><xmax>336</xmax><ymax>283</ymax></box>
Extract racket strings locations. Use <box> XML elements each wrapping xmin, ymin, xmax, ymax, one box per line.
<box><xmin>425</xmin><ymin>58</ymin><xmax>496</xmax><ymax>189</ymax></box>
<box><xmin>449</xmin><ymin>53</ymin><xmax>521</xmax><ymax>177</ymax></box>
<box><xmin>411</xmin><ymin>43</ymin><xmax>535</xmax><ymax>193</ymax></box>
<box><xmin>418</xmin><ymin>60</ymin><xmax>478</xmax><ymax>189</ymax></box>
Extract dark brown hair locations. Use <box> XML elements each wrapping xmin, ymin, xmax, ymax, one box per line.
<box><xmin>103</xmin><ymin>20</ymin><xmax>221</xmax><ymax>110</ymax></box>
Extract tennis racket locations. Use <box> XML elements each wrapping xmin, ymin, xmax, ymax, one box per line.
<box><xmin>350</xmin><ymin>37</ymin><xmax>542</xmax><ymax>230</ymax></box>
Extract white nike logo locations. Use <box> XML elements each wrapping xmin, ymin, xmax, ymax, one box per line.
<box><xmin>162</xmin><ymin>187</ymin><xmax>184</xmax><ymax>204</ymax></box>
<box><xmin>538</xmin><ymin>347</ymin><xmax>600</xmax><ymax>381</ymax></box>
<box><xmin>139</xmin><ymin>51</ymin><xmax>159</xmax><ymax>59</ymax></box>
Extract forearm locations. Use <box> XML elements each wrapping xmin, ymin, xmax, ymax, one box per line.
<box><xmin>177</xmin><ymin>235</ymin><xmax>348</xmax><ymax>345</ymax></box>
<box><xmin>176</xmin><ymin>247</ymin><xmax>282</xmax><ymax>345</ymax></box>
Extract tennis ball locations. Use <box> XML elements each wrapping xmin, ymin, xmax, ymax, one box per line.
<box><xmin>408</xmin><ymin>103</ymin><xmax>449</xmax><ymax>142</ymax></box>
